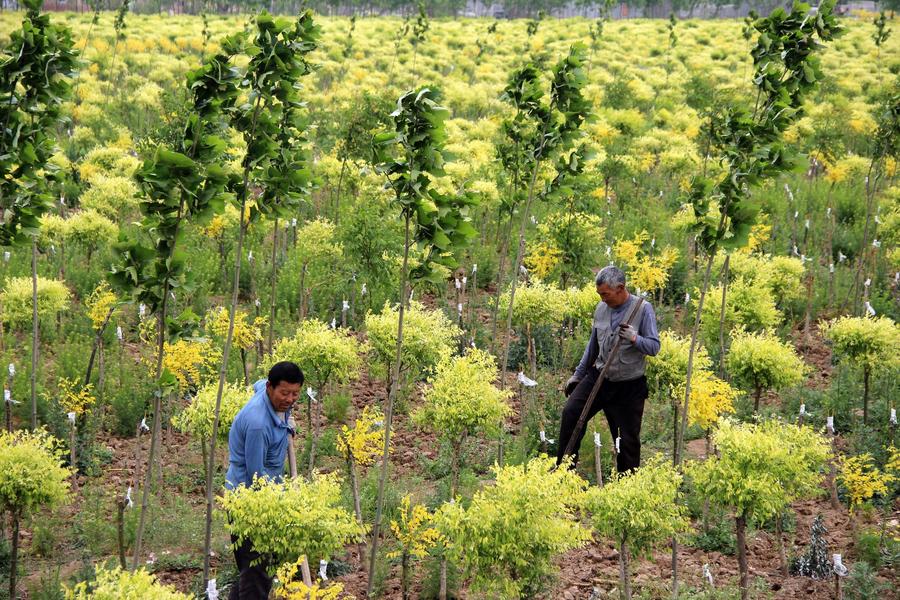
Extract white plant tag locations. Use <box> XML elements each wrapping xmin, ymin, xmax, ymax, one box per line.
<box><xmin>68</xmin><ymin>412</ymin><xmax>76</xmax><ymax>424</ymax></box>
<box><xmin>826</xmin><ymin>416</ymin><xmax>834</xmax><ymax>434</ymax></box>
<box><xmin>799</xmin><ymin>404</ymin><xmax>806</xmax><ymax>416</ymax></box>
<box><xmin>471</xmin><ymin>264</ymin><xmax>477</xmax><ymax>274</ymax></box>
<box><xmin>361</xmin><ymin>283</ymin><xmax>367</xmax><ymax>296</ymax></box>
<box><xmin>139</xmin><ymin>303</ymin><xmax>146</xmax><ymax>317</ymax></box>
<box><xmin>140</xmin><ymin>418</ymin><xmax>150</xmax><ymax>433</ymax></box>
<box><xmin>330</xmin><ymin>318</ymin><xmax>337</xmax><ymax>329</ymax></box>
<box><xmin>516</xmin><ymin>372</ymin><xmax>537</xmax><ymax>387</ymax></box>
<box><xmin>307</xmin><ymin>387</ymin><xmax>317</xmax><ymax>403</ymax></box>
<box><xmin>116</xmin><ymin>326</ymin><xmax>123</xmax><ymax>341</ymax></box>
<box><xmin>126</xmin><ymin>486</ymin><xmax>134</xmax><ymax>508</ymax></box>
<box><xmin>454</xmin><ymin>278</ymin><xmax>461</xmax><ymax>289</ymax></box>
<box><xmin>3</xmin><ymin>251</ymin><xmax>9</xmax><ymax>262</ymax></box>
<box><xmin>829</xmin><ymin>263</ymin><xmax>834</xmax><ymax>274</ymax></box>
<box><xmin>593</xmin><ymin>432</ymin><xmax>602</xmax><ymax>448</ymax></box>
<box><xmin>319</xmin><ymin>559</ymin><xmax>328</xmax><ymax>581</ymax></box>
<box><xmin>291</xmin><ymin>218</ymin><xmax>297</xmax><ymax>227</ymax></box>
<box><xmin>7</xmin><ymin>363</ymin><xmax>14</xmax><ymax>377</ymax></box>
<box><xmin>342</xmin><ymin>300</ymin><xmax>350</xmax><ymax>312</ymax></box>
<box><xmin>832</xmin><ymin>554</ymin><xmax>847</xmax><ymax>576</ymax></box>
<box><xmin>539</xmin><ymin>430</ymin><xmax>555</xmax><ymax>445</ymax></box>
<box><xmin>891</xmin><ymin>408</ymin><xmax>897</xmax><ymax>426</ymax></box>
<box><xmin>615</xmin><ymin>436</ymin><xmax>621</xmax><ymax>453</ymax></box>
<box><xmin>247</xmin><ymin>250</ymin><xmax>253</xmax><ymax>261</ymax></box>
<box><xmin>865</xmin><ymin>302</ymin><xmax>876</xmax><ymax>317</ymax></box>
<box><xmin>457</xmin><ymin>303</ymin><xmax>463</xmax><ymax>314</ymax></box>
<box><xmin>206</xmin><ymin>578</ymin><xmax>218</xmax><ymax>600</ymax></box>
<box><xmin>703</xmin><ymin>563</ymin><xmax>713</xmax><ymax>585</ymax></box>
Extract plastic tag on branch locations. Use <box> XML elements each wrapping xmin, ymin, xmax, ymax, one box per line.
<box><xmin>875</xmin><ymin>215</ymin><xmax>882</xmax><ymax>225</ymax></box>
<box><xmin>891</xmin><ymin>408</ymin><xmax>897</xmax><ymax>426</ymax></box>
<box><xmin>147</xmin><ymin>552</ymin><xmax>156</xmax><ymax>565</ymax></box>
<box><xmin>3</xmin><ymin>251</ymin><xmax>9</xmax><ymax>262</ymax></box>
<box><xmin>330</xmin><ymin>318</ymin><xmax>337</xmax><ymax>329</ymax></box>
<box><xmin>319</xmin><ymin>559</ymin><xmax>328</xmax><ymax>581</ymax></box>
<box><xmin>865</xmin><ymin>302</ymin><xmax>876</xmax><ymax>317</ymax></box>
<box><xmin>125</xmin><ymin>486</ymin><xmax>133</xmax><ymax>508</ymax></box>
<box><xmin>539</xmin><ymin>430</ymin><xmax>555</xmax><ymax>445</ymax></box>
<box><xmin>140</xmin><ymin>417</ymin><xmax>150</xmax><ymax>433</ymax></box>
<box><xmin>291</xmin><ymin>218</ymin><xmax>297</xmax><ymax>227</ymax></box>
<box><xmin>8</xmin><ymin>363</ymin><xmax>14</xmax><ymax>377</ymax></box>
<box><xmin>805</xmin><ymin>219</ymin><xmax>810</xmax><ymax>229</ymax></box>
<box><xmin>454</xmin><ymin>278</ymin><xmax>461</xmax><ymax>289</ymax></box>
<box><xmin>116</xmin><ymin>326</ymin><xmax>123</xmax><ymax>341</ymax></box>
<box><xmin>206</xmin><ymin>579</ymin><xmax>218</xmax><ymax>600</ymax></box>
<box><xmin>593</xmin><ymin>432</ymin><xmax>602</xmax><ymax>448</ymax></box>
<box><xmin>784</xmin><ymin>184</ymin><xmax>794</xmax><ymax>202</ymax></box>
<box><xmin>864</xmin><ymin>278</ymin><xmax>871</xmax><ymax>288</ymax></box>
<box><xmin>255</xmin><ymin>298</ymin><xmax>261</xmax><ymax>308</ymax></box>
<box><xmin>4</xmin><ymin>389</ymin><xmax>17</xmax><ymax>405</ymax></box>
<box><xmin>342</xmin><ymin>300</ymin><xmax>350</xmax><ymax>312</ymax></box>
<box><xmin>872</xmin><ymin>239</ymin><xmax>881</xmax><ymax>248</ymax></box>
<box><xmin>373</xmin><ymin>420</ymin><xmax>384</xmax><ymax>428</ymax></box>
<box><xmin>829</xmin><ymin>263</ymin><xmax>835</xmax><ymax>274</ymax></box>
<box><xmin>519</xmin><ymin>265</ymin><xmax>528</xmax><ymax>276</ymax></box>
<box><xmin>60</xmin><ymin>195</ymin><xmax>66</xmax><ymax>206</ymax></box>
<box><xmin>826</xmin><ymin>416</ymin><xmax>835</xmax><ymax>434</ymax></box>
<box><xmin>361</xmin><ymin>283</ymin><xmax>367</xmax><ymax>296</ymax></box>
<box><xmin>896</xmin><ymin>273</ymin><xmax>900</xmax><ymax>284</ymax></box>
<box><xmin>170</xmin><ymin>291</ymin><xmax>176</xmax><ymax>301</ymax></box>
<box><xmin>139</xmin><ymin>303</ymin><xmax>146</xmax><ymax>317</ymax></box>
<box><xmin>615</xmin><ymin>436</ymin><xmax>621</xmax><ymax>453</ymax></box>
<box><xmin>462</xmin><ymin>276</ymin><xmax>467</xmax><ymax>286</ymax></box>
<box><xmin>658</xmin><ymin>190</ymin><xmax>663</xmax><ymax>198</ymax></box>
<box><xmin>68</xmin><ymin>412</ymin><xmax>76</xmax><ymax>424</ymax></box>
<box><xmin>838</xmin><ymin>251</ymin><xmax>847</xmax><ymax>262</ymax></box>
<box><xmin>409</xmin><ymin>289</ymin><xmax>414</xmax><ymax>302</ymax></box>
<box><xmin>651</xmin><ymin>238</ymin><xmax>656</xmax><ymax>247</ymax></box>
<box><xmin>606</xmin><ymin>246</ymin><xmax>612</xmax><ymax>257</ymax></box>
<box><xmin>457</xmin><ymin>303</ymin><xmax>463</xmax><ymax>314</ymax></box>
<box><xmin>516</xmin><ymin>372</ymin><xmax>537</xmax><ymax>387</ymax></box>
<box><xmin>247</xmin><ymin>250</ymin><xmax>253</xmax><ymax>261</ymax></box>
<box><xmin>792</xmin><ymin>244</ymin><xmax>800</xmax><ymax>256</ymax></box>
<box><xmin>832</xmin><ymin>554</ymin><xmax>848</xmax><ymax>577</ymax></box>
<box><xmin>530</xmin><ymin>215</ymin><xmax>537</xmax><ymax>225</ymax></box>
<box><xmin>826</xmin><ymin>207</ymin><xmax>832</xmax><ymax>217</ymax></box>
<box><xmin>307</xmin><ymin>387</ymin><xmax>317</xmax><ymax>403</ymax></box>
<box><xmin>471</xmin><ymin>264</ymin><xmax>477</xmax><ymax>274</ymax></box>
<box><xmin>793</xmin><ymin>210</ymin><xmax>799</xmax><ymax>219</ymax></box>
<box><xmin>702</xmin><ymin>563</ymin><xmax>713</xmax><ymax>586</ymax></box>
<box><xmin>799</xmin><ymin>404</ymin><xmax>806</xmax><ymax>417</ymax></box>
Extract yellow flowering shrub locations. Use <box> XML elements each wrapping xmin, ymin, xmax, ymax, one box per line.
<box><xmin>838</xmin><ymin>453</ymin><xmax>894</xmax><ymax>512</ymax></box>
<box><xmin>79</xmin><ymin>174</ymin><xmax>138</xmax><ymax>217</ymax></box>
<box><xmin>0</xmin><ymin>277</ymin><xmax>71</xmax><ymax>327</ymax></box>
<box><xmin>498</xmin><ymin>279</ymin><xmax>568</xmax><ymax>329</ymax></box>
<box><xmin>57</xmin><ymin>378</ymin><xmax>96</xmax><ymax>417</ymax></box>
<box><xmin>157</xmin><ymin>339</ymin><xmax>220</xmax><ymax>391</ymax></box>
<box><xmin>274</xmin><ymin>558</ymin><xmax>344</xmax><ymax>600</ymax></box>
<box><xmin>268</xmin><ymin>319</ymin><xmax>364</xmax><ymax>389</ymax></box>
<box><xmin>684</xmin><ymin>370</ymin><xmax>738</xmax><ymax>430</ymax></box>
<box><xmin>725</xmin><ymin>330</ymin><xmax>806</xmax><ymax>407</ymax></box>
<box><xmin>0</xmin><ymin>428</ymin><xmax>71</xmax><ymax>519</ymax></box>
<box><xmin>207</xmin><ymin>306</ymin><xmax>266</xmax><ymax>352</ymax></box>
<box><xmin>65</xmin><ymin>566</ymin><xmax>190</xmax><ymax>600</ymax></box>
<box><xmin>388</xmin><ymin>494</ymin><xmax>443</xmax><ymax>561</ymax></box>
<box><xmin>85</xmin><ymin>282</ymin><xmax>119</xmax><ymax>330</ymax></box>
<box><xmin>65</xmin><ymin>209</ymin><xmax>118</xmax><ymax>253</ymax></box>
<box><xmin>646</xmin><ymin>331</ymin><xmax>712</xmax><ymax>395</ymax></box>
<box><xmin>336</xmin><ymin>405</ymin><xmax>384</xmax><ymax>467</ymax></box>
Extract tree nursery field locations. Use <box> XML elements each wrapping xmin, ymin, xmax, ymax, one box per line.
<box><xmin>0</xmin><ymin>1</ymin><xmax>898</xmax><ymax>599</ymax></box>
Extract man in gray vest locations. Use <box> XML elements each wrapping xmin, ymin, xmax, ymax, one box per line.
<box><xmin>556</xmin><ymin>265</ymin><xmax>660</xmax><ymax>473</ymax></box>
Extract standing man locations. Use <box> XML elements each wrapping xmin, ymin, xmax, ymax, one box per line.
<box><xmin>556</xmin><ymin>266</ymin><xmax>660</xmax><ymax>473</ymax></box>
<box><xmin>225</xmin><ymin>361</ymin><xmax>303</xmax><ymax>600</ymax></box>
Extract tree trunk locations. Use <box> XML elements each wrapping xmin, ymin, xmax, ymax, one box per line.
<box><xmin>736</xmin><ymin>515</ymin><xmax>749</xmax><ymax>600</ymax></box>
<box><xmin>775</xmin><ymin>512</ymin><xmax>788</xmax><ymax>577</ymax></box>
<box><xmin>268</xmin><ymin>218</ymin><xmax>278</xmax><ymax>355</ymax></box>
<box><xmin>401</xmin><ymin>553</ymin><xmax>410</xmax><ymax>600</ymax></box>
<box><xmin>308</xmin><ymin>388</ymin><xmax>322</xmax><ymax>476</ymax></box>
<box><xmin>30</xmin><ymin>240</ymin><xmax>38</xmax><ymax>430</ymax></box>
<box><xmin>117</xmin><ymin>495</ymin><xmax>127</xmax><ymax>569</ymax></box>
<box><xmin>863</xmin><ymin>367</ymin><xmax>870</xmax><ymax>426</ymax></box>
<box><xmin>754</xmin><ymin>386</ymin><xmax>763</xmax><ymax>414</ymax></box>
<box><xmin>203</xmin><ymin>203</ymin><xmax>251</xmax><ymax>584</ymax></box>
<box><xmin>348</xmin><ymin>458</ymin><xmax>366</xmax><ymax>569</ymax></box>
<box><xmin>9</xmin><ymin>511</ymin><xmax>19</xmax><ymax>600</ymax></box>
<box><xmin>717</xmin><ymin>254</ymin><xmax>729</xmax><ymax>376</ymax></box>
<box><xmin>619</xmin><ymin>538</ymin><xmax>632</xmax><ymax>600</ymax></box>
<box><xmin>366</xmin><ymin>213</ymin><xmax>412</xmax><ymax>595</ymax></box>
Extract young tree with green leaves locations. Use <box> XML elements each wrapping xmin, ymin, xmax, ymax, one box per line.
<box><xmin>267</xmin><ymin>319</ymin><xmax>365</xmax><ymax>475</ymax></box>
<box><xmin>587</xmin><ymin>457</ymin><xmax>690</xmax><ymax>600</ymax></box>
<box><xmin>0</xmin><ymin>0</ymin><xmax>77</xmax><ymax>431</ymax></box>
<box><xmin>434</xmin><ymin>455</ymin><xmax>591</xmax><ymax>599</ymax></box>
<box><xmin>202</xmin><ymin>11</ymin><xmax>319</xmax><ymax>586</ymax></box>
<box><xmin>725</xmin><ymin>329</ymin><xmax>806</xmax><ymax>413</ymax></box>
<box><xmin>110</xmin><ymin>35</ymin><xmax>239</xmax><ymax>569</ymax></box>
<box><xmin>493</xmin><ymin>44</ymin><xmax>591</xmax><ymax>386</ymax></box>
<box><xmin>0</xmin><ymin>429</ymin><xmax>71</xmax><ymax>599</ymax></box>
<box><xmin>688</xmin><ymin>419</ymin><xmax>830</xmax><ymax>600</ymax></box>
<box><xmin>65</xmin><ymin>566</ymin><xmax>191</xmax><ymax>600</ymax></box>
<box><xmin>822</xmin><ymin>315</ymin><xmax>899</xmax><ymax>424</ymax></box>
<box><xmin>221</xmin><ymin>472</ymin><xmax>364</xmax><ymax>579</ymax></box>
<box><xmin>366</xmin><ymin>87</ymin><xmax>477</xmax><ymax>593</ymax></box>
<box><xmin>413</xmin><ymin>347</ymin><xmax>512</xmax><ymax>600</ymax></box>
<box><xmin>675</xmin><ymin>1</ymin><xmax>842</xmax><ymax>478</ymax></box>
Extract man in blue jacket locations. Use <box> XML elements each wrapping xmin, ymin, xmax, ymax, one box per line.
<box><xmin>556</xmin><ymin>265</ymin><xmax>660</xmax><ymax>473</ymax></box>
<box><xmin>226</xmin><ymin>361</ymin><xmax>303</xmax><ymax>600</ymax></box>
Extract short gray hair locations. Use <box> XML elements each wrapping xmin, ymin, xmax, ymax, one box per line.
<box><xmin>595</xmin><ymin>265</ymin><xmax>626</xmax><ymax>287</ymax></box>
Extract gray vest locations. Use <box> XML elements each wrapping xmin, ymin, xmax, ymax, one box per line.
<box><xmin>592</xmin><ymin>295</ymin><xmax>646</xmax><ymax>382</ymax></box>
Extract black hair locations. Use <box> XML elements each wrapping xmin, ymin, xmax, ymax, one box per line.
<box><xmin>267</xmin><ymin>361</ymin><xmax>304</xmax><ymax>388</ymax></box>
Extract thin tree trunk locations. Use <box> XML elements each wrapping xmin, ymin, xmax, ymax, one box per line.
<box><xmin>30</xmin><ymin>240</ymin><xmax>38</xmax><ymax>430</ymax></box>
<box><xmin>717</xmin><ymin>254</ymin><xmax>729</xmax><ymax>375</ymax></box>
<box><xmin>754</xmin><ymin>386</ymin><xmax>763</xmax><ymax>414</ymax></box>
<box><xmin>84</xmin><ymin>304</ymin><xmax>116</xmax><ymax>386</ymax></box>
<box><xmin>863</xmin><ymin>367</ymin><xmax>870</xmax><ymax>425</ymax></box>
<box><xmin>348</xmin><ymin>458</ymin><xmax>366</xmax><ymax>569</ymax></box>
<box><xmin>117</xmin><ymin>495</ymin><xmax>127</xmax><ymax>569</ymax></box>
<box><xmin>619</xmin><ymin>538</ymin><xmax>632</xmax><ymax>600</ymax></box>
<box><xmin>366</xmin><ymin>213</ymin><xmax>412</xmax><ymax>594</ymax></box>
<box><xmin>268</xmin><ymin>218</ymin><xmax>278</xmax><ymax>354</ymax></box>
<box><xmin>775</xmin><ymin>512</ymin><xmax>788</xmax><ymax>577</ymax></box>
<box><xmin>308</xmin><ymin>388</ymin><xmax>322</xmax><ymax>476</ymax></box>
<box><xmin>736</xmin><ymin>515</ymin><xmax>749</xmax><ymax>600</ymax></box>
<box><xmin>9</xmin><ymin>511</ymin><xmax>19</xmax><ymax>600</ymax></box>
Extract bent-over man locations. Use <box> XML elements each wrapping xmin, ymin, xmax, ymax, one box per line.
<box><xmin>556</xmin><ymin>265</ymin><xmax>660</xmax><ymax>473</ymax></box>
<box><xmin>225</xmin><ymin>361</ymin><xmax>303</xmax><ymax>600</ymax></box>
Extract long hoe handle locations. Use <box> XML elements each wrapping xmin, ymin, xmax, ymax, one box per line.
<box><xmin>287</xmin><ymin>416</ymin><xmax>314</xmax><ymax>588</ymax></box>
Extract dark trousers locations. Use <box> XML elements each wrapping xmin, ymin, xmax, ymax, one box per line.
<box><xmin>229</xmin><ymin>533</ymin><xmax>273</xmax><ymax>600</ymax></box>
<box><xmin>556</xmin><ymin>368</ymin><xmax>647</xmax><ymax>473</ymax></box>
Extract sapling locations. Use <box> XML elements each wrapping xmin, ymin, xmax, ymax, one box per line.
<box><xmin>725</xmin><ymin>329</ymin><xmax>806</xmax><ymax>413</ymax></box>
<box><xmin>336</xmin><ymin>404</ymin><xmax>384</xmax><ymax>567</ymax></box>
<box><xmin>365</xmin><ymin>87</ymin><xmax>477</xmax><ymax>592</ymax></box>
<box><xmin>413</xmin><ymin>348</ymin><xmax>512</xmax><ymax>598</ymax></box>
<box><xmin>0</xmin><ymin>429</ymin><xmax>71</xmax><ymax>599</ymax></box>
<box><xmin>822</xmin><ymin>315</ymin><xmax>899</xmax><ymax>425</ymax></box>
<box><xmin>587</xmin><ymin>457</ymin><xmax>690</xmax><ymax>600</ymax></box>
<box><xmin>65</xmin><ymin>565</ymin><xmax>190</xmax><ymax>599</ymax></box>
<box><xmin>689</xmin><ymin>419</ymin><xmax>831</xmax><ymax>600</ymax></box>
<box><xmin>388</xmin><ymin>495</ymin><xmax>443</xmax><ymax>600</ymax></box>
<box><xmin>0</xmin><ymin>0</ymin><xmax>77</xmax><ymax>430</ymax></box>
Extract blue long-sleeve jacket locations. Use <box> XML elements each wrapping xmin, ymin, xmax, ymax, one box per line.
<box><xmin>573</xmin><ymin>297</ymin><xmax>661</xmax><ymax>380</ymax></box>
<box><xmin>225</xmin><ymin>379</ymin><xmax>292</xmax><ymax>490</ymax></box>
